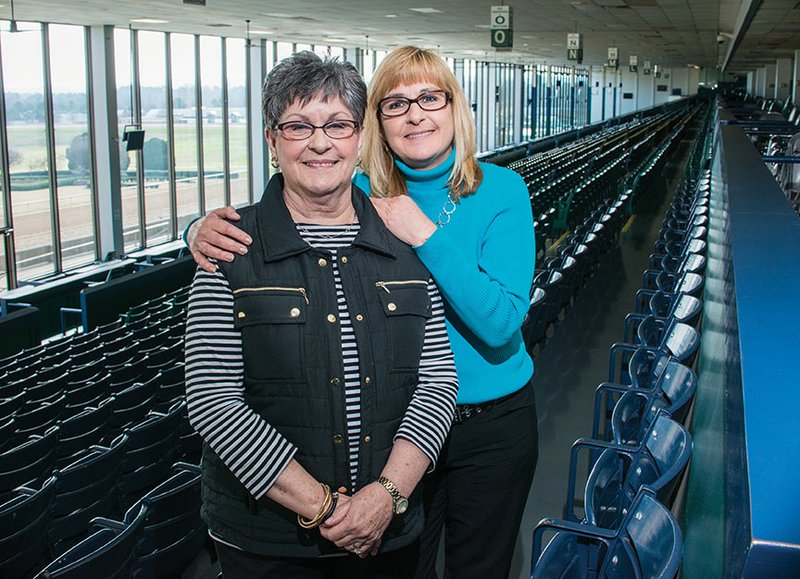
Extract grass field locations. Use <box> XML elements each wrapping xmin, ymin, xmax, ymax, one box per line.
<box><xmin>7</xmin><ymin>123</ymin><xmax>250</xmax><ymax>172</ymax></box>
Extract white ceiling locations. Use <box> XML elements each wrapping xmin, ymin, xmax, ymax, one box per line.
<box><xmin>2</xmin><ymin>0</ymin><xmax>798</xmax><ymax>73</ymax></box>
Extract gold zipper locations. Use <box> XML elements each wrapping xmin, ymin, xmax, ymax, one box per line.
<box><xmin>232</xmin><ymin>286</ymin><xmax>309</xmax><ymax>304</ymax></box>
<box><xmin>375</xmin><ymin>280</ymin><xmax>428</xmax><ymax>293</ymax></box>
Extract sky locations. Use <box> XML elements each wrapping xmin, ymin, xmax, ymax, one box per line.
<box><xmin>1</xmin><ymin>21</ymin><xmax>246</xmax><ymax>93</ymax></box>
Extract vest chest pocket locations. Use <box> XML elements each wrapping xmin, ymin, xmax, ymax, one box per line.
<box><xmin>375</xmin><ymin>280</ymin><xmax>432</xmax><ymax>372</ymax></box>
<box><xmin>233</xmin><ymin>286</ymin><xmax>308</xmax><ymax>382</ymax></box>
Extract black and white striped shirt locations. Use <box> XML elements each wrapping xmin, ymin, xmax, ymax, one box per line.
<box><xmin>185</xmin><ymin>223</ymin><xmax>458</xmax><ymax>499</ymax></box>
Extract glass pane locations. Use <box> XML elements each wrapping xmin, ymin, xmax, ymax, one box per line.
<box><xmin>115</xmin><ymin>28</ymin><xmax>141</xmax><ymax>252</ymax></box>
<box><xmin>329</xmin><ymin>46</ymin><xmax>344</xmax><ymax>61</ymax></box>
<box><xmin>50</xmin><ymin>24</ymin><xmax>96</xmax><ymax>270</ymax></box>
<box><xmin>139</xmin><ymin>30</ymin><xmax>170</xmax><ymax>246</ymax></box>
<box><xmin>200</xmin><ymin>36</ymin><xmax>224</xmax><ymax>211</ymax></box>
<box><xmin>2</xmin><ymin>22</ymin><xmax>55</xmax><ymax>280</ymax></box>
<box><xmin>226</xmin><ymin>38</ymin><xmax>249</xmax><ymax>207</ymax></box>
<box><xmin>171</xmin><ymin>33</ymin><xmax>200</xmax><ymax>234</ymax></box>
<box><xmin>276</xmin><ymin>41</ymin><xmax>293</xmax><ymax>63</ymax></box>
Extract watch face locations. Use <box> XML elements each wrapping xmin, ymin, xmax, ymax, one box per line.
<box><xmin>395</xmin><ymin>497</ymin><xmax>409</xmax><ymax>515</ymax></box>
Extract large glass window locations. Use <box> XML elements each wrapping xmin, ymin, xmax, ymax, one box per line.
<box><xmin>2</xmin><ymin>22</ymin><xmax>54</xmax><ymax>280</ymax></box>
<box><xmin>226</xmin><ymin>38</ymin><xmax>249</xmax><ymax>207</ymax></box>
<box><xmin>114</xmin><ymin>28</ymin><xmax>141</xmax><ymax>252</ymax></box>
<box><xmin>171</xmin><ymin>33</ymin><xmax>199</xmax><ymax>234</ymax></box>
<box><xmin>200</xmin><ymin>36</ymin><xmax>224</xmax><ymax>211</ymax></box>
<box><xmin>49</xmin><ymin>24</ymin><xmax>95</xmax><ymax>270</ymax></box>
<box><xmin>138</xmin><ymin>30</ymin><xmax>170</xmax><ymax>246</ymax></box>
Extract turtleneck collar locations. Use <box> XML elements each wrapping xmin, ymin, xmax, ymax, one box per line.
<box><xmin>394</xmin><ymin>147</ymin><xmax>456</xmax><ymax>184</ymax></box>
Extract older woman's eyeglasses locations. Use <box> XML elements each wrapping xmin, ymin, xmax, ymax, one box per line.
<box><xmin>275</xmin><ymin>119</ymin><xmax>360</xmax><ymax>141</ymax></box>
<box><xmin>378</xmin><ymin>90</ymin><xmax>452</xmax><ymax>117</ymax></box>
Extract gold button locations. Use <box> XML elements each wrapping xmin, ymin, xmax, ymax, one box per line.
<box><xmin>290</xmin><ymin>307</ymin><xmax>300</xmax><ymax>317</ymax></box>
<box><xmin>355</xmin><ymin>314</ymin><xmax>363</xmax><ymax>322</ymax></box>
<box><xmin>364</xmin><ymin>376</ymin><xmax>371</xmax><ymax>384</ymax></box>
<box><xmin>327</xmin><ymin>314</ymin><xmax>337</xmax><ymax>323</ymax></box>
<box><xmin>318</xmin><ymin>258</ymin><xmax>327</xmax><ymax>267</ymax></box>
<box><xmin>363</xmin><ymin>435</ymin><xmax>371</xmax><ymax>443</ymax></box>
<box><xmin>330</xmin><ymin>377</ymin><xmax>341</xmax><ymax>387</ymax></box>
<box><xmin>237</xmin><ymin>311</ymin><xmax>246</xmax><ymax>319</ymax></box>
<box><xmin>387</xmin><ymin>302</ymin><xmax>397</xmax><ymax>312</ymax></box>
<box><xmin>338</xmin><ymin>486</ymin><xmax>348</xmax><ymax>494</ymax></box>
<box><xmin>333</xmin><ymin>434</ymin><xmax>344</xmax><ymax>444</ymax></box>
<box><xmin>341</xmin><ymin>256</ymin><xmax>348</xmax><ymax>264</ymax></box>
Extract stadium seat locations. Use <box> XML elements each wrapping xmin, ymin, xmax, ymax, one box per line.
<box><xmin>0</xmin><ymin>477</ymin><xmax>56</xmax><ymax>579</ymax></box>
<box><xmin>531</xmin><ymin>488</ymin><xmax>683</xmax><ymax>579</ymax></box>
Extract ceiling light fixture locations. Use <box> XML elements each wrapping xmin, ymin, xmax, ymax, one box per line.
<box><xmin>245</xmin><ymin>19</ymin><xmax>251</xmax><ymax>46</ymax></box>
<box><xmin>409</xmin><ymin>8</ymin><xmax>443</xmax><ymax>14</ymax></box>
<box><xmin>131</xmin><ymin>18</ymin><xmax>169</xmax><ymax>24</ymax></box>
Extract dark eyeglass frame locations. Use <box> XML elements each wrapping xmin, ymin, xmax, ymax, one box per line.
<box><xmin>274</xmin><ymin>119</ymin><xmax>360</xmax><ymax>141</ymax></box>
<box><xmin>377</xmin><ymin>90</ymin><xmax>452</xmax><ymax>118</ymax></box>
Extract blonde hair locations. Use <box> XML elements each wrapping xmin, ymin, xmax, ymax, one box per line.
<box><xmin>362</xmin><ymin>46</ymin><xmax>482</xmax><ymax>199</ymax></box>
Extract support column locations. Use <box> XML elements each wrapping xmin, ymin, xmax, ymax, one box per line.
<box><xmin>792</xmin><ymin>50</ymin><xmax>800</xmax><ymax>104</ymax></box>
<box><xmin>775</xmin><ymin>58</ymin><xmax>792</xmax><ymax>101</ymax></box>
<box><xmin>248</xmin><ymin>39</ymin><xmax>267</xmax><ymax>201</ymax></box>
<box><xmin>89</xmin><ymin>25</ymin><xmax>123</xmax><ymax>260</ymax></box>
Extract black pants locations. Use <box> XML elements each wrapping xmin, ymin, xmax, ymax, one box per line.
<box><xmin>215</xmin><ymin>541</ymin><xmax>420</xmax><ymax>579</ymax></box>
<box><xmin>415</xmin><ymin>382</ymin><xmax>539</xmax><ymax>579</ymax></box>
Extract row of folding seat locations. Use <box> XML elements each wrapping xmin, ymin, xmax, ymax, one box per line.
<box><xmin>522</xmin><ymin>187</ymin><xmax>632</xmax><ymax>353</ymax></box>
<box><xmin>0</xmin><ymin>400</ymin><xmax>201</xmax><ymax>578</ymax></box>
<box><xmin>528</xmin><ymin>169</ymin><xmax>712</xmax><ymax>577</ymax></box>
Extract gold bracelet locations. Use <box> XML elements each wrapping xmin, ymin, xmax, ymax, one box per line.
<box><xmin>297</xmin><ymin>483</ymin><xmax>333</xmax><ymax>529</ymax></box>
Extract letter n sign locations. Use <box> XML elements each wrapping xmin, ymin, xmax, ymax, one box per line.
<box><xmin>491</xmin><ymin>6</ymin><xmax>513</xmax><ymax>48</ymax></box>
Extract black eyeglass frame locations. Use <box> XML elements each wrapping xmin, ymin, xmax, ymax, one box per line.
<box><xmin>274</xmin><ymin>119</ymin><xmax>361</xmax><ymax>141</ymax></box>
<box><xmin>377</xmin><ymin>90</ymin><xmax>453</xmax><ymax>118</ymax></box>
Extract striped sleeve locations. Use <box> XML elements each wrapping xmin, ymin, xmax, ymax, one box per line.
<box><xmin>184</xmin><ymin>267</ymin><xmax>298</xmax><ymax>499</ymax></box>
<box><xmin>393</xmin><ymin>279</ymin><xmax>458</xmax><ymax>471</ymax></box>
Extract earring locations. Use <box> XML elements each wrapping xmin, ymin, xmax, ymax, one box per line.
<box><xmin>356</xmin><ymin>156</ymin><xmax>363</xmax><ymax>169</ymax></box>
<box><xmin>270</xmin><ymin>157</ymin><xmax>280</xmax><ymax>169</ymax></box>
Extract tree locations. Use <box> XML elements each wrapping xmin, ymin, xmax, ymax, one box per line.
<box><xmin>143</xmin><ymin>137</ymin><xmax>168</xmax><ymax>171</ymax></box>
<box><xmin>66</xmin><ymin>132</ymin><xmax>91</xmax><ymax>173</ymax></box>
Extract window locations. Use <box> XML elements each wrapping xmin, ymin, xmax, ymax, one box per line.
<box><xmin>114</xmin><ymin>27</ymin><xmax>141</xmax><ymax>252</ymax></box>
<box><xmin>200</xmin><ymin>36</ymin><xmax>224</xmax><ymax>212</ymax></box>
<box><xmin>138</xmin><ymin>30</ymin><xmax>170</xmax><ymax>246</ymax></box>
<box><xmin>2</xmin><ymin>22</ymin><xmax>54</xmax><ymax>280</ymax></box>
<box><xmin>49</xmin><ymin>24</ymin><xmax>96</xmax><ymax>270</ymax></box>
<box><xmin>226</xmin><ymin>38</ymin><xmax>249</xmax><ymax>207</ymax></box>
<box><xmin>171</xmin><ymin>33</ymin><xmax>200</xmax><ymax>233</ymax></box>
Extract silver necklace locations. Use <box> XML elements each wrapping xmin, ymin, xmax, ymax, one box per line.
<box><xmin>436</xmin><ymin>193</ymin><xmax>458</xmax><ymax>227</ymax></box>
<box><xmin>296</xmin><ymin>217</ymin><xmax>357</xmax><ymax>240</ymax></box>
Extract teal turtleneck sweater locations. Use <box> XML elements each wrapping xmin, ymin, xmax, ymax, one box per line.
<box><xmin>354</xmin><ymin>149</ymin><xmax>535</xmax><ymax>404</ymax></box>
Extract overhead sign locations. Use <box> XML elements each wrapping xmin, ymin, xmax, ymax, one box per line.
<box><xmin>491</xmin><ymin>6</ymin><xmax>513</xmax><ymax>49</ymax></box>
<box><xmin>607</xmin><ymin>47</ymin><xmax>618</xmax><ymax>68</ymax></box>
<box><xmin>643</xmin><ymin>60</ymin><xmax>652</xmax><ymax>75</ymax></box>
<box><xmin>629</xmin><ymin>55</ymin><xmax>638</xmax><ymax>72</ymax></box>
<box><xmin>567</xmin><ymin>33</ymin><xmax>583</xmax><ymax>63</ymax></box>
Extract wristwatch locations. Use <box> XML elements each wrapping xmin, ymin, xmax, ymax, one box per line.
<box><xmin>377</xmin><ymin>476</ymin><xmax>409</xmax><ymax>515</ymax></box>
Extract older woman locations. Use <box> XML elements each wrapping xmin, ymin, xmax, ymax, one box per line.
<box><xmin>185</xmin><ymin>51</ymin><xmax>457</xmax><ymax>579</ymax></box>
<box><xmin>188</xmin><ymin>47</ymin><xmax>537</xmax><ymax>579</ymax></box>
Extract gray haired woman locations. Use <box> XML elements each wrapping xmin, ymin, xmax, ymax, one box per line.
<box><xmin>184</xmin><ymin>52</ymin><xmax>458</xmax><ymax>579</ymax></box>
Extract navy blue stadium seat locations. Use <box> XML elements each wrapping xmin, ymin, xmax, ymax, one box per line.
<box><xmin>34</xmin><ymin>500</ymin><xmax>147</xmax><ymax>579</ymax></box>
<box><xmin>531</xmin><ymin>488</ymin><xmax>683</xmax><ymax>579</ymax></box>
<box><xmin>0</xmin><ymin>425</ymin><xmax>59</xmax><ymax>504</ymax></box>
<box><xmin>565</xmin><ymin>413</ymin><xmax>692</xmax><ymax>528</ymax></box>
<box><xmin>0</xmin><ymin>477</ymin><xmax>56</xmax><ymax>579</ymax></box>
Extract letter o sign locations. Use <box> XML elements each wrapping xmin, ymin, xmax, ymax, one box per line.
<box><xmin>493</xmin><ymin>29</ymin><xmax>506</xmax><ymax>44</ymax></box>
<box><xmin>494</xmin><ymin>14</ymin><xmax>506</xmax><ymax>26</ymax></box>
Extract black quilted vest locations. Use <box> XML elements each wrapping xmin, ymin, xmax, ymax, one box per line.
<box><xmin>202</xmin><ymin>174</ymin><xmax>432</xmax><ymax>557</ymax></box>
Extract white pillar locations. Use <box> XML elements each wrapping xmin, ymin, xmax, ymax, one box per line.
<box><xmin>248</xmin><ymin>40</ymin><xmax>267</xmax><ymax>200</ymax></box>
<box><xmin>792</xmin><ymin>50</ymin><xmax>800</xmax><ymax>103</ymax></box>
<box><xmin>775</xmin><ymin>58</ymin><xmax>792</xmax><ymax>101</ymax></box>
<box><xmin>89</xmin><ymin>25</ymin><xmax>123</xmax><ymax>260</ymax></box>
<box><xmin>765</xmin><ymin>63</ymin><xmax>777</xmax><ymax>98</ymax></box>
<box><xmin>756</xmin><ymin>68</ymin><xmax>767</xmax><ymax>97</ymax></box>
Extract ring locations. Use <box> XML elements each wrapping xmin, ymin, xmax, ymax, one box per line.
<box><xmin>353</xmin><ymin>546</ymin><xmax>363</xmax><ymax>554</ymax></box>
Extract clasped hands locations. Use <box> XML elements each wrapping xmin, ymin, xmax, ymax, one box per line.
<box><xmin>319</xmin><ymin>481</ymin><xmax>394</xmax><ymax>558</ymax></box>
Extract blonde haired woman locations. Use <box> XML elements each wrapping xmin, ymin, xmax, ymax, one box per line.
<box><xmin>187</xmin><ymin>46</ymin><xmax>538</xmax><ymax>579</ymax></box>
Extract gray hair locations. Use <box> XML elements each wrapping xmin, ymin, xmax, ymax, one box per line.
<box><xmin>262</xmin><ymin>51</ymin><xmax>367</xmax><ymax>128</ymax></box>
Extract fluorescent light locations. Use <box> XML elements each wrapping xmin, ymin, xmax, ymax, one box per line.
<box><xmin>326</xmin><ymin>38</ymin><xmax>347</xmax><ymax>43</ymax></box>
<box><xmin>131</xmin><ymin>18</ymin><xmax>169</xmax><ymax>24</ymax></box>
<box><xmin>249</xmin><ymin>30</ymin><xmax>273</xmax><ymax>35</ymax></box>
<box><xmin>385</xmin><ymin>14</ymin><xmax>398</xmax><ymax>18</ymax></box>
<box><xmin>409</xmin><ymin>8</ymin><xmax>443</xmax><ymax>14</ymax></box>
